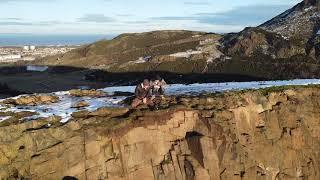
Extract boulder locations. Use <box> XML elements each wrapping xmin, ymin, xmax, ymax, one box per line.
<box><xmin>71</xmin><ymin>101</ymin><xmax>89</xmax><ymax>108</ymax></box>
<box><xmin>71</xmin><ymin>110</ymin><xmax>90</xmax><ymax>119</ymax></box>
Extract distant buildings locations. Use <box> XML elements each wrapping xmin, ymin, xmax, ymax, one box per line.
<box><xmin>30</xmin><ymin>46</ymin><xmax>36</xmax><ymax>51</ymax></box>
<box><xmin>0</xmin><ymin>54</ymin><xmax>21</xmax><ymax>62</ymax></box>
<box><xmin>23</xmin><ymin>46</ymin><xmax>29</xmax><ymax>51</ymax></box>
<box><xmin>0</xmin><ymin>45</ymin><xmax>76</xmax><ymax>63</ymax></box>
<box><xmin>23</xmin><ymin>45</ymin><xmax>36</xmax><ymax>51</ymax></box>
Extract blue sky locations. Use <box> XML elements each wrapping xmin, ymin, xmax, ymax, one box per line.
<box><xmin>0</xmin><ymin>0</ymin><xmax>301</xmax><ymax>35</ymax></box>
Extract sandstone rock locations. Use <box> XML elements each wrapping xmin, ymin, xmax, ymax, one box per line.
<box><xmin>2</xmin><ymin>95</ymin><xmax>59</xmax><ymax>106</ymax></box>
<box><xmin>89</xmin><ymin>107</ymin><xmax>129</xmax><ymax>118</ymax></box>
<box><xmin>71</xmin><ymin>110</ymin><xmax>90</xmax><ymax>119</ymax></box>
<box><xmin>71</xmin><ymin>101</ymin><xmax>89</xmax><ymax>108</ymax></box>
<box><xmin>69</xmin><ymin>89</ymin><xmax>106</xmax><ymax>97</ymax></box>
<box><xmin>0</xmin><ymin>87</ymin><xmax>319</xmax><ymax>179</ymax></box>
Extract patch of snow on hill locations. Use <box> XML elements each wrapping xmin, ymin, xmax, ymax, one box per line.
<box><xmin>169</xmin><ymin>50</ymin><xmax>202</xmax><ymax>58</ymax></box>
<box><xmin>304</xmin><ymin>6</ymin><xmax>314</xmax><ymax>12</ymax></box>
<box><xmin>0</xmin><ymin>116</ymin><xmax>11</xmax><ymax>122</ymax></box>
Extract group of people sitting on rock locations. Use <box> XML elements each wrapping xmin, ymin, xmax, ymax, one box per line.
<box><xmin>131</xmin><ymin>75</ymin><xmax>167</xmax><ymax>110</ymax></box>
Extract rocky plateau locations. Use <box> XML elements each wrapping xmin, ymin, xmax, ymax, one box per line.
<box><xmin>0</xmin><ymin>86</ymin><xmax>319</xmax><ymax>179</ymax></box>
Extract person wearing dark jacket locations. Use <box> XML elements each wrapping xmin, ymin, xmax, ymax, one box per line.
<box><xmin>150</xmin><ymin>76</ymin><xmax>167</xmax><ymax>109</ymax></box>
<box><xmin>131</xmin><ymin>79</ymin><xmax>154</xmax><ymax>108</ymax></box>
<box><xmin>151</xmin><ymin>75</ymin><xmax>167</xmax><ymax>96</ymax></box>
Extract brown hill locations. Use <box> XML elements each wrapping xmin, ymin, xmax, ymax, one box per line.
<box><xmin>37</xmin><ymin>30</ymin><xmax>218</xmax><ymax>69</ymax></box>
<box><xmin>17</xmin><ymin>0</ymin><xmax>320</xmax><ymax>87</ymax></box>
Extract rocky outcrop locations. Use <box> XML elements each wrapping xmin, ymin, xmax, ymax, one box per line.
<box><xmin>307</xmin><ymin>34</ymin><xmax>320</xmax><ymax>60</ymax></box>
<box><xmin>1</xmin><ymin>95</ymin><xmax>59</xmax><ymax>106</ymax></box>
<box><xmin>221</xmin><ymin>1</ymin><xmax>320</xmax><ymax>60</ymax></box>
<box><xmin>69</xmin><ymin>89</ymin><xmax>106</xmax><ymax>97</ymax></box>
<box><xmin>220</xmin><ymin>27</ymin><xmax>306</xmax><ymax>59</ymax></box>
<box><xmin>71</xmin><ymin>101</ymin><xmax>89</xmax><ymax>109</ymax></box>
<box><xmin>0</xmin><ymin>86</ymin><xmax>320</xmax><ymax>179</ymax></box>
<box><xmin>260</xmin><ymin>0</ymin><xmax>320</xmax><ymax>41</ymax></box>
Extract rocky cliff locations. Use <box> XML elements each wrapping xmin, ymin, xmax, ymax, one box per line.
<box><xmin>0</xmin><ymin>86</ymin><xmax>319</xmax><ymax>180</ymax></box>
<box><xmin>220</xmin><ymin>27</ymin><xmax>306</xmax><ymax>59</ymax></box>
<box><xmin>260</xmin><ymin>0</ymin><xmax>320</xmax><ymax>41</ymax></box>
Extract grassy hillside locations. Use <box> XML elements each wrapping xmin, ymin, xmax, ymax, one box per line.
<box><xmin>36</xmin><ymin>30</ymin><xmax>216</xmax><ymax>68</ymax></box>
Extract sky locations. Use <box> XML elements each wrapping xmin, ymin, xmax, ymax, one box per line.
<box><xmin>0</xmin><ymin>0</ymin><xmax>302</xmax><ymax>35</ymax></box>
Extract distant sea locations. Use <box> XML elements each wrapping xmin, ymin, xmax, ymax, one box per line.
<box><xmin>0</xmin><ymin>34</ymin><xmax>115</xmax><ymax>46</ymax></box>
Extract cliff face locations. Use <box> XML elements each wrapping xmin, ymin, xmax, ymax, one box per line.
<box><xmin>0</xmin><ymin>87</ymin><xmax>320</xmax><ymax>179</ymax></box>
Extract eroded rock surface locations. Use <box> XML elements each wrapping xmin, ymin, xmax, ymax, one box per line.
<box><xmin>69</xmin><ymin>89</ymin><xmax>107</xmax><ymax>97</ymax></box>
<box><xmin>71</xmin><ymin>101</ymin><xmax>90</xmax><ymax>109</ymax></box>
<box><xmin>0</xmin><ymin>86</ymin><xmax>320</xmax><ymax>179</ymax></box>
<box><xmin>2</xmin><ymin>95</ymin><xmax>59</xmax><ymax>106</ymax></box>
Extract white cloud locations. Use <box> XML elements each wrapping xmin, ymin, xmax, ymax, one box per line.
<box><xmin>78</xmin><ymin>14</ymin><xmax>115</xmax><ymax>23</ymax></box>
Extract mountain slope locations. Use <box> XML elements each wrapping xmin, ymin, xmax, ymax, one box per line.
<box><xmin>36</xmin><ymin>30</ymin><xmax>216</xmax><ymax>68</ymax></box>
<box><xmin>220</xmin><ymin>0</ymin><xmax>320</xmax><ymax>60</ymax></box>
<box><xmin>259</xmin><ymin>0</ymin><xmax>320</xmax><ymax>41</ymax></box>
<box><xmin>26</xmin><ymin>0</ymin><xmax>320</xmax><ymax>85</ymax></box>
<box><xmin>220</xmin><ymin>27</ymin><xmax>306</xmax><ymax>58</ymax></box>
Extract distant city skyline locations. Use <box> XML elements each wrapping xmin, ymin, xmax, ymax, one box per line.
<box><xmin>0</xmin><ymin>0</ymin><xmax>301</xmax><ymax>35</ymax></box>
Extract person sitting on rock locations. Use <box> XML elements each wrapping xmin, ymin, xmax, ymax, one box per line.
<box><xmin>150</xmin><ymin>75</ymin><xmax>167</xmax><ymax>110</ymax></box>
<box><xmin>151</xmin><ymin>75</ymin><xmax>167</xmax><ymax>96</ymax></box>
<box><xmin>131</xmin><ymin>79</ymin><xmax>154</xmax><ymax>108</ymax></box>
